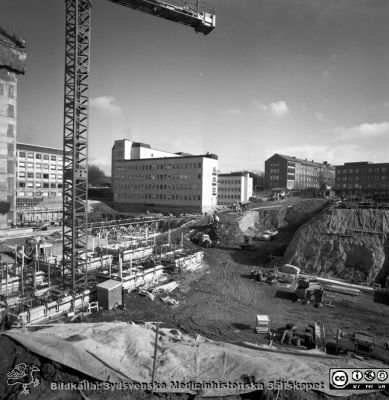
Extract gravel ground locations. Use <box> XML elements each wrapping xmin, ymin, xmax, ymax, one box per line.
<box><xmin>1</xmin><ymin>201</ymin><xmax>389</xmax><ymax>399</ymax></box>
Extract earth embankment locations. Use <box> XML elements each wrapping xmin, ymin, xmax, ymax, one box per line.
<box><xmin>232</xmin><ymin>199</ymin><xmax>329</xmax><ymax>240</ymax></box>
<box><xmin>283</xmin><ymin>208</ymin><xmax>389</xmax><ymax>284</ymax></box>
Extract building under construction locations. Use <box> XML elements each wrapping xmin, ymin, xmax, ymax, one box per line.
<box><xmin>0</xmin><ymin>28</ymin><xmax>27</xmax><ymax>228</ymax></box>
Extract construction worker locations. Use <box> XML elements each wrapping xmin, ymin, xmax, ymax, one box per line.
<box><xmin>256</xmin><ymin>269</ymin><xmax>263</xmax><ymax>282</ymax></box>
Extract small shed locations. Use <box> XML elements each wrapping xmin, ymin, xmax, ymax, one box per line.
<box><xmin>255</xmin><ymin>314</ymin><xmax>270</xmax><ymax>333</ymax></box>
<box><xmin>96</xmin><ymin>279</ymin><xmax>122</xmax><ymax>310</ymax></box>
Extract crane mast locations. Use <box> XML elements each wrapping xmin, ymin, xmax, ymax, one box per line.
<box><xmin>62</xmin><ymin>0</ymin><xmax>215</xmax><ymax>291</ymax></box>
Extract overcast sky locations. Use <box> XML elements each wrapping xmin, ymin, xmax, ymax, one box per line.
<box><xmin>2</xmin><ymin>0</ymin><xmax>389</xmax><ymax>175</ymax></box>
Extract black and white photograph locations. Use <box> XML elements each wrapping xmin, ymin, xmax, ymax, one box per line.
<box><xmin>0</xmin><ymin>0</ymin><xmax>389</xmax><ymax>399</ymax></box>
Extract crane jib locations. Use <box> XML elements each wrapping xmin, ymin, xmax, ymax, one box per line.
<box><xmin>107</xmin><ymin>0</ymin><xmax>216</xmax><ymax>34</ymax></box>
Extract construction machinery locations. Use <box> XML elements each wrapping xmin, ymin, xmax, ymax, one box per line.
<box><xmin>262</xmin><ymin>229</ymin><xmax>278</xmax><ymax>241</ymax></box>
<box><xmin>191</xmin><ymin>232</ymin><xmax>217</xmax><ymax>248</ymax></box>
<box><xmin>239</xmin><ymin>235</ymin><xmax>255</xmax><ymax>251</ymax></box>
<box><xmin>295</xmin><ymin>277</ymin><xmax>324</xmax><ymax>304</ymax></box>
<box><xmin>277</xmin><ymin>264</ymin><xmax>301</xmax><ymax>283</ymax></box>
<box><xmin>325</xmin><ymin>330</ymin><xmax>389</xmax><ymax>363</ymax></box>
<box><xmin>62</xmin><ymin>0</ymin><xmax>215</xmax><ymax>290</ymax></box>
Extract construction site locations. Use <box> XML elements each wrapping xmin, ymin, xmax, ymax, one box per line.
<box><xmin>1</xmin><ymin>0</ymin><xmax>389</xmax><ymax>399</ymax></box>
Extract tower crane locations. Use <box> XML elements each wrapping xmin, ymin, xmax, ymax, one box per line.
<box><xmin>62</xmin><ymin>0</ymin><xmax>215</xmax><ymax>290</ymax></box>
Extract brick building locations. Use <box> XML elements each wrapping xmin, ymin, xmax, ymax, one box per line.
<box><xmin>265</xmin><ymin>153</ymin><xmax>335</xmax><ymax>190</ymax></box>
<box><xmin>334</xmin><ymin>161</ymin><xmax>389</xmax><ymax>196</ymax></box>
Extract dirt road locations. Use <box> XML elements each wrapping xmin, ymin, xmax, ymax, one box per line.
<box><xmin>93</xmin><ymin>242</ymin><xmax>389</xmax><ymax>351</ymax></box>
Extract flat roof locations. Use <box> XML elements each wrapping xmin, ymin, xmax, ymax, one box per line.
<box><xmin>17</xmin><ymin>143</ymin><xmax>62</xmax><ymax>155</ymax></box>
<box><xmin>116</xmin><ymin>153</ymin><xmax>218</xmax><ymax>162</ymax></box>
<box><xmin>219</xmin><ymin>172</ymin><xmax>249</xmax><ymax>177</ymax></box>
<box><xmin>96</xmin><ymin>279</ymin><xmax>122</xmax><ymax>290</ymax></box>
<box><xmin>336</xmin><ymin>161</ymin><xmax>389</xmax><ymax>167</ymax></box>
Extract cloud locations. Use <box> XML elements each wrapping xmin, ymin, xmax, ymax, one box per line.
<box><xmin>257</xmin><ymin>100</ymin><xmax>289</xmax><ymax>117</ymax></box>
<box><xmin>315</xmin><ymin>112</ymin><xmax>325</xmax><ymax>121</ymax></box>
<box><xmin>334</xmin><ymin>122</ymin><xmax>389</xmax><ymax>139</ymax></box>
<box><xmin>90</xmin><ymin>96</ymin><xmax>121</xmax><ymax>114</ymax></box>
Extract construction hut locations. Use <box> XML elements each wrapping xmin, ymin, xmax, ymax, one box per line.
<box><xmin>96</xmin><ymin>280</ymin><xmax>122</xmax><ymax>310</ymax></box>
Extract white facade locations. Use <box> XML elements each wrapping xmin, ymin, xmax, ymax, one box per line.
<box><xmin>15</xmin><ymin>143</ymin><xmax>63</xmax><ymax>224</ymax></box>
<box><xmin>217</xmin><ymin>172</ymin><xmax>253</xmax><ymax>206</ymax></box>
<box><xmin>16</xmin><ymin>143</ymin><xmax>63</xmax><ymax>200</ymax></box>
<box><xmin>112</xmin><ymin>140</ymin><xmax>218</xmax><ymax>214</ymax></box>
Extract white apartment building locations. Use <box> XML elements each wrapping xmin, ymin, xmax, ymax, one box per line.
<box><xmin>0</xmin><ymin>28</ymin><xmax>26</xmax><ymax>228</ymax></box>
<box><xmin>217</xmin><ymin>172</ymin><xmax>253</xmax><ymax>206</ymax></box>
<box><xmin>112</xmin><ymin>140</ymin><xmax>218</xmax><ymax>214</ymax></box>
<box><xmin>16</xmin><ymin>143</ymin><xmax>63</xmax><ymax>223</ymax></box>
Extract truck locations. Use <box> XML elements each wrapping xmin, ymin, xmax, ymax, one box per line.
<box><xmin>191</xmin><ymin>232</ymin><xmax>217</xmax><ymax>248</ymax></box>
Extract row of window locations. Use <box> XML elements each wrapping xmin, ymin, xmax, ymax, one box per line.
<box><xmin>219</xmin><ymin>179</ymin><xmax>242</xmax><ymax>184</ymax></box>
<box><xmin>115</xmin><ymin>183</ymin><xmax>198</xmax><ymax>191</ymax></box>
<box><xmin>117</xmin><ymin>173</ymin><xmax>201</xmax><ymax>180</ymax></box>
<box><xmin>18</xmin><ymin>152</ymin><xmax>62</xmax><ymax>162</ymax></box>
<box><xmin>218</xmin><ymin>194</ymin><xmax>240</xmax><ymax>199</ymax></box>
<box><xmin>18</xmin><ymin>182</ymin><xmax>62</xmax><ymax>189</ymax></box>
<box><xmin>17</xmin><ymin>162</ymin><xmax>63</xmax><ymax>171</ymax></box>
<box><xmin>336</xmin><ymin>175</ymin><xmax>387</xmax><ymax>182</ymax></box>
<box><xmin>219</xmin><ymin>187</ymin><xmax>241</xmax><ymax>192</ymax></box>
<box><xmin>117</xmin><ymin>193</ymin><xmax>201</xmax><ymax>201</ymax></box>
<box><xmin>338</xmin><ymin>167</ymin><xmax>387</xmax><ymax>174</ymax></box>
<box><xmin>17</xmin><ymin>192</ymin><xmax>61</xmax><ymax>197</ymax></box>
<box><xmin>336</xmin><ymin>183</ymin><xmax>389</xmax><ymax>189</ymax></box>
<box><xmin>19</xmin><ymin>172</ymin><xmax>63</xmax><ymax>180</ymax></box>
<box><xmin>116</xmin><ymin>162</ymin><xmax>202</xmax><ymax>171</ymax></box>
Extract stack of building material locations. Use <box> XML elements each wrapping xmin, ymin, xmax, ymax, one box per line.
<box><xmin>160</xmin><ymin>296</ymin><xmax>179</xmax><ymax>307</ymax></box>
<box><xmin>138</xmin><ymin>289</ymin><xmax>154</xmax><ymax>301</ymax></box>
<box><xmin>323</xmin><ymin>284</ymin><xmax>360</xmax><ymax>296</ymax></box>
<box><xmin>152</xmin><ymin>281</ymin><xmax>178</xmax><ymax>294</ymax></box>
<box><xmin>182</xmin><ymin>262</ymin><xmax>203</xmax><ymax>272</ymax></box>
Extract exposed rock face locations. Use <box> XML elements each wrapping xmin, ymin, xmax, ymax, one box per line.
<box><xmin>237</xmin><ymin>199</ymin><xmax>329</xmax><ymax>235</ymax></box>
<box><xmin>283</xmin><ymin>208</ymin><xmax>389</xmax><ymax>284</ymax></box>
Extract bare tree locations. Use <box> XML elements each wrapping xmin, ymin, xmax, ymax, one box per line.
<box><xmin>317</xmin><ymin>168</ymin><xmax>331</xmax><ymax>189</ymax></box>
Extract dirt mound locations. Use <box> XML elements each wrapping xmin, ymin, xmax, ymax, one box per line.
<box><xmin>283</xmin><ymin>208</ymin><xmax>389</xmax><ymax>284</ymax></box>
<box><xmin>235</xmin><ymin>199</ymin><xmax>329</xmax><ymax>237</ymax></box>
